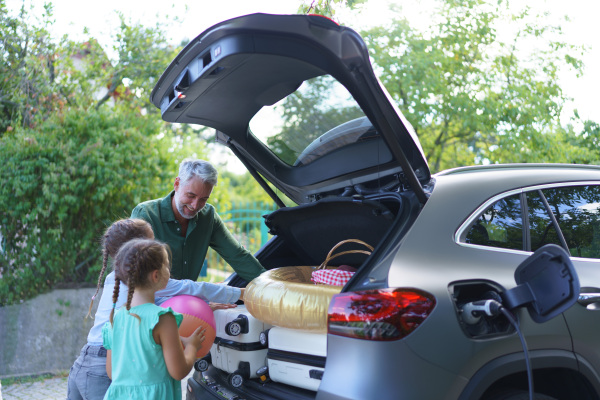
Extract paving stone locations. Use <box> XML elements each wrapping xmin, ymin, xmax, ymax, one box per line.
<box><xmin>1</xmin><ymin>371</ymin><xmax>192</xmax><ymax>400</ymax></box>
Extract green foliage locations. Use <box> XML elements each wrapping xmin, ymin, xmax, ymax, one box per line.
<box><xmin>0</xmin><ymin>1</ymin><xmax>69</xmax><ymax>133</ymax></box>
<box><xmin>570</xmin><ymin>120</ymin><xmax>600</xmax><ymax>163</ymax></box>
<box><xmin>297</xmin><ymin>0</ymin><xmax>366</xmax><ymax>18</ymax></box>
<box><xmin>0</xmin><ymin>107</ymin><xmax>175</xmax><ymax>305</ymax></box>
<box><xmin>0</xmin><ymin>2</ymin><xmax>223</xmax><ymax>305</ymax></box>
<box><xmin>362</xmin><ymin>0</ymin><xmax>588</xmax><ymax>172</ymax></box>
<box><xmin>1</xmin><ymin>1</ymin><xmax>182</xmax><ymax>135</ymax></box>
<box><xmin>222</xmin><ymin>171</ymin><xmax>278</xmax><ymax>205</ymax></box>
<box><xmin>93</xmin><ymin>13</ymin><xmax>181</xmax><ymax>112</ymax></box>
<box><xmin>0</xmin><ymin>106</ymin><xmax>219</xmax><ymax>306</ymax></box>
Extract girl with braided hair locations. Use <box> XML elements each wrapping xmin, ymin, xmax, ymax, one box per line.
<box><xmin>67</xmin><ymin>218</ymin><xmax>244</xmax><ymax>400</ymax></box>
<box><xmin>102</xmin><ymin>238</ymin><xmax>205</xmax><ymax>399</ymax></box>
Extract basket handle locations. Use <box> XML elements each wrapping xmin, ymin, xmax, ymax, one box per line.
<box><xmin>318</xmin><ymin>239</ymin><xmax>374</xmax><ymax>270</ymax></box>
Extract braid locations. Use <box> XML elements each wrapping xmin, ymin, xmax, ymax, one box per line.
<box><xmin>126</xmin><ymin>266</ymin><xmax>141</xmax><ymax>322</ymax></box>
<box><xmin>86</xmin><ymin>246</ymin><xmax>109</xmax><ymax>319</ymax></box>
<box><xmin>109</xmin><ymin>276</ymin><xmax>120</xmax><ymax>326</ymax></box>
<box><xmin>126</xmin><ymin>267</ymin><xmax>136</xmax><ymax>311</ymax></box>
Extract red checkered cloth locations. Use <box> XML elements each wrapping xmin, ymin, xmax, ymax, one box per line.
<box><xmin>311</xmin><ymin>269</ymin><xmax>355</xmax><ymax>286</ymax></box>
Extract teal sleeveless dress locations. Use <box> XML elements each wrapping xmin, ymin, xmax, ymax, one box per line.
<box><xmin>102</xmin><ymin>303</ymin><xmax>184</xmax><ymax>399</ymax></box>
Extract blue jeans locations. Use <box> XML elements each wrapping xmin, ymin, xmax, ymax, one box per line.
<box><xmin>67</xmin><ymin>344</ymin><xmax>111</xmax><ymax>400</ymax></box>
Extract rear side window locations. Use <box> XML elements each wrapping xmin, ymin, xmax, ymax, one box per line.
<box><xmin>464</xmin><ymin>184</ymin><xmax>600</xmax><ymax>259</ymax></box>
<box><xmin>465</xmin><ymin>193</ymin><xmax>523</xmax><ymax>250</ymax></box>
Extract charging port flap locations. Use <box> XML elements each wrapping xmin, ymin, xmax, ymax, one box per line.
<box><xmin>502</xmin><ymin>244</ymin><xmax>580</xmax><ymax>323</ymax></box>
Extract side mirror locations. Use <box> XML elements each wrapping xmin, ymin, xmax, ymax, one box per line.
<box><xmin>501</xmin><ymin>244</ymin><xmax>580</xmax><ymax>323</ymax></box>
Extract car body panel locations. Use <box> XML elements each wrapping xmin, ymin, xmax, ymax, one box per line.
<box><xmin>316</xmin><ymin>336</ymin><xmax>469</xmax><ymax>400</ymax></box>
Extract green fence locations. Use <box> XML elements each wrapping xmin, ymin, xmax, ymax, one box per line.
<box><xmin>202</xmin><ymin>201</ymin><xmax>277</xmax><ymax>281</ymax></box>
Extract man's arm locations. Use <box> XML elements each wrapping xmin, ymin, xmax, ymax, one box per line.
<box><xmin>154</xmin><ymin>279</ymin><xmax>241</xmax><ymax>306</ymax></box>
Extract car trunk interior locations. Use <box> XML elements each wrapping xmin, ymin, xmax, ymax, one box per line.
<box><xmin>257</xmin><ymin>193</ymin><xmax>404</xmax><ymax>272</ymax></box>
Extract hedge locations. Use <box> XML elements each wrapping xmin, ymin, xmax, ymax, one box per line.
<box><xmin>0</xmin><ymin>107</ymin><xmax>179</xmax><ymax>305</ymax></box>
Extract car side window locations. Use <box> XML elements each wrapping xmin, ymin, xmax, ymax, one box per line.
<box><xmin>466</xmin><ymin>185</ymin><xmax>600</xmax><ymax>258</ymax></box>
<box><xmin>465</xmin><ymin>193</ymin><xmax>524</xmax><ymax>250</ymax></box>
<box><xmin>541</xmin><ymin>185</ymin><xmax>600</xmax><ymax>259</ymax></box>
<box><xmin>526</xmin><ymin>190</ymin><xmax>564</xmax><ymax>252</ymax></box>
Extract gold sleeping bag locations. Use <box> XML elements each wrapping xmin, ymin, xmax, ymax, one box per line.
<box><xmin>244</xmin><ymin>266</ymin><xmax>341</xmax><ymax>333</ymax></box>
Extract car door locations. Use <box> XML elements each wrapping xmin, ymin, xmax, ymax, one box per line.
<box><xmin>465</xmin><ymin>182</ymin><xmax>600</xmax><ymax>379</ymax></box>
<box><xmin>535</xmin><ymin>184</ymin><xmax>600</xmax><ymax>379</ymax></box>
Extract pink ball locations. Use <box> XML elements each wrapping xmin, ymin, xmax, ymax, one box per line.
<box><xmin>161</xmin><ymin>295</ymin><xmax>216</xmax><ymax>358</ymax></box>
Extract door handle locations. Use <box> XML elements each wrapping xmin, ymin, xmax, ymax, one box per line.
<box><xmin>578</xmin><ymin>288</ymin><xmax>600</xmax><ymax>309</ymax></box>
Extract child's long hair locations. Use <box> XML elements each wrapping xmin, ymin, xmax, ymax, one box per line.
<box><xmin>86</xmin><ymin>218</ymin><xmax>154</xmax><ymax>318</ymax></box>
<box><xmin>109</xmin><ymin>238</ymin><xmax>170</xmax><ymax>324</ymax></box>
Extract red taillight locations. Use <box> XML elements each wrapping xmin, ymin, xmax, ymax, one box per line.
<box><xmin>327</xmin><ymin>288</ymin><xmax>436</xmax><ymax>341</ymax></box>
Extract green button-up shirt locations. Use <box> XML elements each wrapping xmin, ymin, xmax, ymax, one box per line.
<box><xmin>131</xmin><ymin>192</ymin><xmax>266</xmax><ymax>282</ymax></box>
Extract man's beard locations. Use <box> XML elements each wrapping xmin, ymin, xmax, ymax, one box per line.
<box><xmin>175</xmin><ymin>198</ymin><xmax>198</xmax><ymax>219</ymax></box>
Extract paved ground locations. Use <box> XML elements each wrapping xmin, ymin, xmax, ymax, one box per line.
<box><xmin>1</xmin><ymin>370</ymin><xmax>194</xmax><ymax>400</ymax></box>
<box><xmin>2</xmin><ymin>375</ymin><xmax>70</xmax><ymax>400</ymax></box>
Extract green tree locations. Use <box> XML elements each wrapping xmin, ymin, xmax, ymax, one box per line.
<box><xmin>0</xmin><ymin>0</ymin><xmax>69</xmax><ymax>133</ymax></box>
<box><xmin>0</xmin><ymin>106</ymin><xmax>223</xmax><ymax>306</ymax></box>
<box><xmin>222</xmin><ymin>171</ymin><xmax>277</xmax><ymax>206</ymax></box>
<box><xmin>0</xmin><ymin>3</ymin><xmax>223</xmax><ymax>304</ymax></box>
<box><xmin>297</xmin><ymin>0</ymin><xmax>365</xmax><ymax>19</ymax></box>
<box><xmin>89</xmin><ymin>13</ymin><xmax>182</xmax><ymax>112</ymax></box>
<box><xmin>1</xmin><ymin>1</ymin><xmax>184</xmax><ymax>130</ymax></box>
<box><xmin>361</xmin><ymin>0</ymin><xmax>588</xmax><ymax>172</ymax></box>
<box><xmin>570</xmin><ymin>120</ymin><xmax>600</xmax><ymax>162</ymax></box>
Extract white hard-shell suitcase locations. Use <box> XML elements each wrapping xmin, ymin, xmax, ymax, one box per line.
<box><xmin>196</xmin><ymin>304</ymin><xmax>271</xmax><ymax>388</ymax></box>
<box><xmin>267</xmin><ymin>326</ymin><xmax>327</xmax><ymax>391</ymax></box>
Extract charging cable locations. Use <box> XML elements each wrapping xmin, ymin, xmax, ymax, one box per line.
<box><xmin>461</xmin><ymin>300</ymin><xmax>533</xmax><ymax>400</ymax></box>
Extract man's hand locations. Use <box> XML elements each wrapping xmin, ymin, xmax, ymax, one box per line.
<box><xmin>209</xmin><ymin>302</ymin><xmax>238</xmax><ymax>311</ymax></box>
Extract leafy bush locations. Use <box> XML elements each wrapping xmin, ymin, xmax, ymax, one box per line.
<box><xmin>0</xmin><ymin>107</ymin><xmax>177</xmax><ymax>305</ymax></box>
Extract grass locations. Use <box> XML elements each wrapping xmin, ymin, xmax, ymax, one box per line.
<box><xmin>1</xmin><ymin>370</ymin><xmax>68</xmax><ymax>386</ymax></box>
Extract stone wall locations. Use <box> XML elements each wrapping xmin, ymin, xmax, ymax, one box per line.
<box><xmin>0</xmin><ymin>288</ymin><xmax>100</xmax><ymax>378</ymax></box>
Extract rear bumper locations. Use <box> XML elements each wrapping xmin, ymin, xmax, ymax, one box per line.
<box><xmin>185</xmin><ymin>373</ymin><xmax>222</xmax><ymax>400</ymax></box>
<box><xmin>186</xmin><ymin>367</ymin><xmax>316</xmax><ymax>400</ymax></box>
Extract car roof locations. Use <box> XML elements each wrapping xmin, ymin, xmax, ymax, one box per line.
<box><xmin>431</xmin><ymin>163</ymin><xmax>600</xmax><ymax>214</ymax></box>
<box><xmin>436</xmin><ymin>163</ymin><xmax>600</xmax><ymax>179</ymax></box>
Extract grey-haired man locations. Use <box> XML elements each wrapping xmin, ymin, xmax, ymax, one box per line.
<box><xmin>131</xmin><ymin>158</ymin><xmax>266</xmax><ymax>282</ymax></box>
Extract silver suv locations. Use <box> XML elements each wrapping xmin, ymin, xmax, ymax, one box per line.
<box><xmin>151</xmin><ymin>13</ymin><xmax>600</xmax><ymax>400</ymax></box>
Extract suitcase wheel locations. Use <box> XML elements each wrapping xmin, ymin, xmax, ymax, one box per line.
<box><xmin>225</xmin><ymin>321</ymin><xmax>242</xmax><ymax>336</ymax></box>
<box><xmin>225</xmin><ymin>315</ymin><xmax>249</xmax><ymax>336</ymax></box>
<box><xmin>228</xmin><ymin>370</ymin><xmax>245</xmax><ymax>388</ymax></box>
<box><xmin>194</xmin><ymin>354</ymin><xmax>211</xmax><ymax>372</ymax></box>
<box><xmin>259</xmin><ymin>329</ymin><xmax>269</xmax><ymax>347</ymax></box>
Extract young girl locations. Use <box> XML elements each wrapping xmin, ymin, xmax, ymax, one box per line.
<box><xmin>67</xmin><ymin>218</ymin><xmax>243</xmax><ymax>400</ymax></box>
<box><xmin>102</xmin><ymin>238</ymin><xmax>202</xmax><ymax>399</ymax></box>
